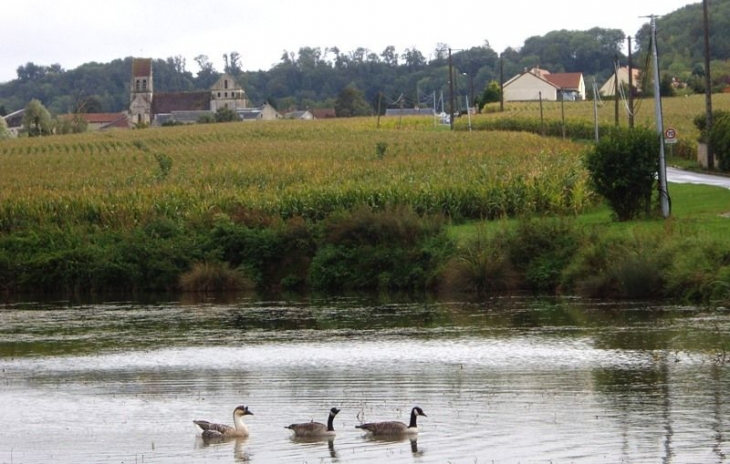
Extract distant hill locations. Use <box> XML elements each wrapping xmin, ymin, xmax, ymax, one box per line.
<box><xmin>635</xmin><ymin>0</ymin><xmax>730</xmax><ymax>69</ymax></box>
<box><xmin>2</xmin><ymin>1</ymin><xmax>729</xmax><ymax>117</ymax></box>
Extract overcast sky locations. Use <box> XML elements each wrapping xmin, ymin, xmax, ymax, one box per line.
<box><xmin>0</xmin><ymin>0</ymin><xmax>698</xmax><ymax>84</ymax></box>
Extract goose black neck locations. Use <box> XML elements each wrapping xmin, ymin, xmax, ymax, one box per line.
<box><xmin>408</xmin><ymin>409</ymin><xmax>418</xmax><ymax>428</ymax></box>
<box><xmin>327</xmin><ymin>413</ymin><xmax>335</xmax><ymax>431</ymax></box>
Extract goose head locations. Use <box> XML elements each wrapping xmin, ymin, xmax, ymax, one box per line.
<box><xmin>234</xmin><ymin>405</ymin><xmax>254</xmax><ymax>417</ymax></box>
<box><xmin>411</xmin><ymin>406</ymin><xmax>426</xmax><ymax>418</ymax></box>
<box><xmin>329</xmin><ymin>407</ymin><xmax>341</xmax><ymax>417</ymax></box>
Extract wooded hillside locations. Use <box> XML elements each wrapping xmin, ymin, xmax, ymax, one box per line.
<box><xmin>1</xmin><ymin>0</ymin><xmax>728</xmax><ymax>116</ymax></box>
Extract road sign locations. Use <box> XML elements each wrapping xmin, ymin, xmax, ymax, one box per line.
<box><xmin>664</xmin><ymin>127</ymin><xmax>678</xmax><ymax>144</ymax></box>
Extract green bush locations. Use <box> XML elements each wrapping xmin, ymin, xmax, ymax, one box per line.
<box><xmin>561</xmin><ymin>229</ymin><xmax>669</xmax><ymax>299</ymax></box>
<box><xmin>500</xmin><ymin>217</ymin><xmax>580</xmax><ymax>293</ymax></box>
<box><xmin>207</xmin><ymin>215</ymin><xmax>316</xmax><ymax>291</ymax></box>
<box><xmin>309</xmin><ymin>207</ymin><xmax>450</xmax><ymax>291</ymax></box>
<box><xmin>709</xmin><ymin>113</ymin><xmax>730</xmax><ymax>171</ymax></box>
<box><xmin>584</xmin><ymin>127</ymin><xmax>659</xmax><ymax>221</ymax></box>
<box><xmin>441</xmin><ymin>232</ymin><xmax>516</xmax><ymax>294</ymax></box>
<box><xmin>179</xmin><ymin>262</ymin><xmax>253</xmax><ymax>292</ymax></box>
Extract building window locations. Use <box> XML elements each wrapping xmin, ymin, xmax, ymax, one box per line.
<box><xmin>142</xmin><ymin>79</ymin><xmax>147</xmax><ymax>91</ymax></box>
<box><xmin>136</xmin><ymin>80</ymin><xmax>141</xmax><ymax>91</ymax></box>
<box><xmin>224</xmin><ymin>80</ymin><xmax>228</xmax><ymax>89</ymax></box>
<box><xmin>218</xmin><ymin>92</ymin><xmax>221</xmax><ymax>98</ymax></box>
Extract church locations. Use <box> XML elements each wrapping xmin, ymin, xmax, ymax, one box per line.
<box><xmin>129</xmin><ymin>58</ymin><xmax>257</xmax><ymax>126</ymax></box>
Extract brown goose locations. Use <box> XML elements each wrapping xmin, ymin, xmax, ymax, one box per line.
<box><xmin>193</xmin><ymin>405</ymin><xmax>254</xmax><ymax>439</ymax></box>
<box><xmin>286</xmin><ymin>407</ymin><xmax>340</xmax><ymax>437</ymax></box>
<box><xmin>355</xmin><ymin>406</ymin><xmax>427</xmax><ymax>435</ymax></box>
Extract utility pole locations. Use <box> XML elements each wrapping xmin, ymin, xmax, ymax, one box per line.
<box><xmin>703</xmin><ymin>0</ymin><xmax>714</xmax><ymax>169</ymax></box>
<box><xmin>376</xmin><ymin>92</ymin><xmax>382</xmax><ymax>128</ymax></box>
<box><xmin>614</xmin><ymin>55</ymin><xmax>620</xmax><ymax>126</ymax></box>
<box><xmin>499</xmin><ymin>53</ymin><xmax>504</xmax><ymax>112</ymax></box>
<box><xmin>650</xmin><ymin>15</ymin><xmax>670</xmax><ymax>218</ymax></box>
<box><xmin>448</xmin><ymin>48</ymin><xmax>455</xmax><ymax>131</ymax></box>
<box><xmin>628</xmin><ymin>36</ymin><xmax>635</xmax><ymax>129</ymax></box>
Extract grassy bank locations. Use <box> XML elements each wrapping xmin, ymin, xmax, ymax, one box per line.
<box><xmin>0</xmin><ymin>112</ymin><xmax>729</xmax><ymax>303</ymax></box>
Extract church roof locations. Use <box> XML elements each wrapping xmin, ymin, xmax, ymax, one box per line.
<box><xmin>152</xmin><ymin>91</ymin><xmax>211</xmax><ymax>114</ymax></box>
<box><xmin>132</xmin><ymin>58</ymin><xmax>152</xmax><ymax>77</ymax></box>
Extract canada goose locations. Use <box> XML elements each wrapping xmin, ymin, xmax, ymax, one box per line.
<box><xmin>286</xmin><ymin>407</ymin><xmax>340</xmax><ymax>437</ymax></box>
<box><xmin>193</xmin><ymin>405</ymin><xmax>254</xmax><ymax>439</ymax></box>
<box><xmin>355</xmin><ymin>406</ymin><xmax>427</xmax><ymax>435</ymax></box>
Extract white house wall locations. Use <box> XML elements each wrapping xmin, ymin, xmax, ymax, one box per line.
<box><xmin>504</xmin><ymin>74</ymin><xmax>559</xmax><ymax>101</ymax></box>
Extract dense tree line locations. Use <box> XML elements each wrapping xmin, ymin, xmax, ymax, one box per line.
<box><xmin>2</xmin><ymin>0</ymin><xmax>729</xmax><ymax>117</ymax></box>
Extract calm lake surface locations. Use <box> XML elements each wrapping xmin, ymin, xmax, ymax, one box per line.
<box><xmin>1</xmin><ymin>294</ymin><xmax>729</xmax><ymax>463</ymax></box>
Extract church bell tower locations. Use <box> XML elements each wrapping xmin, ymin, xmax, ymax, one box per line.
<box><xmin>129</xmin><ymin>58</ymin><xmax>153</xmax><ymax>126</ymax></box>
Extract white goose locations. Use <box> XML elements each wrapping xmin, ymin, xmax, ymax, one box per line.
<box><xmin>193</xmin><ymin>405</ymin><xmax>254</xmax><ymax>439</ymax></box>
<box><xmin>355</xmin><ymin>406</ymin><xmax>427</xmax><ymax>435</ymax></box>
<box><xmin>286</xmin><ymin>407</ymin><xmax>341</xmax><ymax>437</ymax></box>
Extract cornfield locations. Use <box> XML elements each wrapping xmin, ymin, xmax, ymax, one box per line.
<box><xmin>475</xmin><ymin>93</ymin><xmax>730</xmax><ymax>142</ymax></box>
<box><xmin>0</xmin><ymin>118</ymin><xmax>593</xmax><ymax>231</ymax></box>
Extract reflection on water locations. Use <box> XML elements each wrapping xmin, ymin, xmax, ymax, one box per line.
<box><xmin>290</xmin><ymin>436</ymin><xmax>338</xmax><ymax>460</ymax></box>
<box><xmin>196</xmin><ymin>436</ymin><xmax>251</xmax><ymax>462</ymax></box>
<box><xmin>0</xmin><ymin>295</ymin><xmax>729</xmax><ymax>463</ymax></box>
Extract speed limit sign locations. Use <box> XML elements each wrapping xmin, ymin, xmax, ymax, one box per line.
<box><xmin>664</xmin><ymin>127</ymin><xmax>678</xmax><ymax>144</ymax></box>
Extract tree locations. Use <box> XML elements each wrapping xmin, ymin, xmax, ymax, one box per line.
<box><xmin>224</xmin><ymin>51</ymin><xmax>243</xmax><ymax>76</ymax></box>
<box><xmin>403</xmin><ymin>48</ymin><xmax>426</xmax><ymax>70</ymax></box>
<box><xmin>55</xmin><ymin>114</ymin><xmax>88</xmax><ymax>134</ymax></box>
<box><xmin>194</xmin><ymin>54</ymin><xmax>218</xmax><ymax>88</ymax></box>
<box><xmin>478</xmin><ymin>80</ymin><xmax>502</xmax><ymax>109</ymax></box>
<box><xmin>215</xmin><ymin>106</ymin><xmax>240</xmax><ymax>122</ymax></box>
<box><xmin>0</xmin><ymin>116</ymin><xmax>10</xmax><ymax>140</ymax></box>
<box><xmin>334</xmin><ymin>86</ymin><xmax>372</xmax><ymax>117</ymax></box>
<box><xmin>22</xmin><ymin>99</ymin><xmax>52</xmax><ymax>136</ymax></box>
<box><xmin>584</xmin><ymin>128</ymin><xmax>659</xmax><ymax>221</ymax></box>
<box><xmin>381</xmin><ymin>46</ymin><xmax>398</xmax><ymax>66</ymax></box>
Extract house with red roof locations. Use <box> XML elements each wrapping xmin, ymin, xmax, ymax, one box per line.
<box><xmin>504</xmin><ymin>67</ymin><xmax>585</xmax><ymax>102</ymax></box>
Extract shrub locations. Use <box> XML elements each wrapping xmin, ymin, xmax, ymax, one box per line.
<box><xmin>709</xmin><ymin>112</ymin><xmax>730</xmax><ymax>171</ymax></box>
<box><xmin>179</xmin><ymin>262</ymin><xmax>254</xmax><ymax>292</ymax></box>
<box><xmin>309</xmin><ymin>207</ymin><xmax>450</xmax><ymax>291</ymax></box>
<box><xmin>563</xmin><ymin>228</ymin><xmax>671</xmax><ymax>299</ymax></box>
<box><xmin>499</xmin><ymin>217</ymin><xmax>581</xmax><ymax>293</ymax></box>
<box><xmin>584</xmin><ymin>127</ymin><xmax>659</xmax><ymax>221</ymax></box>
<box><xmin>440</xmin><ymin>231</ymin><xmax>516</xmax><ymax>294</ymax></box>
<box><xmin>207</xmin><ymin>215</ymin><xmax>316</xmax><ymax>291</ymax></box>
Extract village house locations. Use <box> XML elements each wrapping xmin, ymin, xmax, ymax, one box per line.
<box><xmin>600</xmin><ymin>66</ymin><xmax>642</xmax><ymax>96</ymax></box>
<box><xmin>504</xmin><ymin>67</ymin><xmax>586</xmax><ymax>102</ymax></box>
<box><xmin>78</xmin><ymin>113</ymin><xmax>129</xmax><ymax>130</ymax></box>
<box><xmin>283</xmin><ymin>109</ymin><xmax>315</xmax><ymax>120</ymax></box>
<box><xmin>238</xmin><ymin>103</ymin><xmax>282</xmax><ymax>121</ymax></box>
<box><xmin>2</xmin><ymin>109</ymin><xmax>25</xmax><ymax>137</ymax></box>
<box><xmin>311</xmin><ymin>108</ymin><xmax>336</xmax><ymax>119</ymax></box>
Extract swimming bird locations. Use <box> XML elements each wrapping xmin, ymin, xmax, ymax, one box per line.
<box><xmin>193</xmin><ymin>405</ymin><xmax>254</xmax><ymax>439</ymax></box>
<box><xmin>286</xmin><ymin>407</ymin><xmax>341</xmax><ymax>437</ymax></box>
<box><xmin>355</xmin><ymin>406</ymin><xmax>427</xmax><ymax>435</ymax></box>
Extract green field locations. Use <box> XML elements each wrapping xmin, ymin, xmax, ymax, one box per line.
<box><xmin>476</xmin><ymin>92</ymin><xmax>730</xmax><ymax>143</ymax></box>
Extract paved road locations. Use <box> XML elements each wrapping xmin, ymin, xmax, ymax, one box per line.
<box><xmin>667</xmin><ymin>167</ymin><xmax>730</xmax><ymax>189</ymax></box>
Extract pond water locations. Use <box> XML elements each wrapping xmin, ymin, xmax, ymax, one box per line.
<box><xmin>1</xmin><ymin>294</ymin><xmax>729</xmax><ymax>463</ymax></box>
